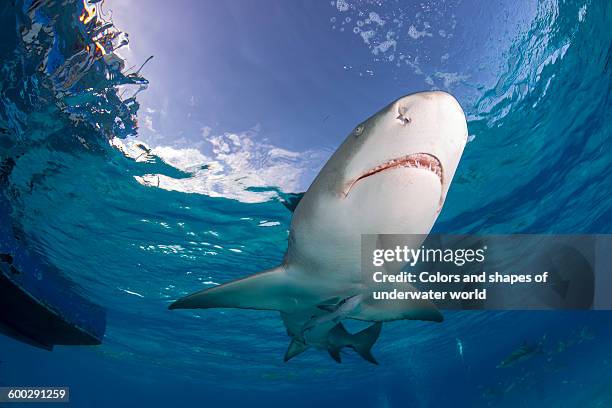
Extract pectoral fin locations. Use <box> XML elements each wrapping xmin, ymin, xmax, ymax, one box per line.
<box><xmin>317</xmin><ymin>304</ymin><xmax>337</xmax><ymax>312</ymax></box>
<box><xmin>169</xmin><ymin>266</ymin><xmax>298</xmax><ymax>313</ymax></box>
<box><xmin>316</xmin><ymin>297</ymin><xmax>342</xmax><ymax>312</ymax></box>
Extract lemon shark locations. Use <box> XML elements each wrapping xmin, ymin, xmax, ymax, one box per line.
<box><xmin>169</xmin><ymin>91</ymin><xmax>468</xmax><ymax>363</ymax></box>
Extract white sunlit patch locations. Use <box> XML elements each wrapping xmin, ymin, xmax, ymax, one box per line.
<box><xmin>143</xmin><ymin>115</ymin><xmax>156</xmax><ymax>132</ymax></box>
<box><xmin>200</xmin><ymin>126</ymin><xmax>212</xmax><ymax>138</ymax></box>
<box><xmin>335</xmin><ymin>0</ymin><xmax>349</xmax><ymax>12</ymax></box>
<box><xmin>259</xmin><ymin>220</ymin><xmax>281</xmax><ymax>227</ymax></box>
<box><xmin>120</xmin><ymin>288</ymin><xmax>145</xmax><ymax>298</ymax></box>
<box><xmin>115</xmin><ymin>127</ymin><xmax>328</xmax><ymax>203</ymax></box>
<box><xmin>110</xmin><ymin>138</ymin><xmax>152</xmax><ymax>162</ymax></box>
<box><xmin>368</xmin><ymin>12</ymin><xmax>385</xmax><ymax>26</ymax></box>
<box><xmin>328</xmin><ymin>2</ymin><xmax>465</xmax><ymax>85</ymax></box>
<box><xmin>371</xmin><ymin>31</ymin><xmax>397</xmax><ymax>56</ymax></box>
<box><xmin>358</xmin><ymin>29</ymin><xmax>375</xmax><ymax>45</ymax></box>
<box><xmin>578</xmin><ymin>5</ymin><xmax>587</xmax><ymax>22</ymax></box>
<box><xmin>407</xmin><ymin>23</ymin><xmax>432</xmax><ymax>39</ymax></box>
<box><xmin>156</xmin><ymin>244</ymin><xmax>185</xmax><ymax>254</ymax></box>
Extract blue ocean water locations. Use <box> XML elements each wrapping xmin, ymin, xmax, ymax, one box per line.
<box><xmin>1</xmin><ymin>0</ymin><xmax>611</xmax><ymax>407</ymax></box>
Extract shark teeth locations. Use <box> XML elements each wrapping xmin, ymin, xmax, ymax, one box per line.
<box><xmin>345</xmin><ymin>153</ymin><xmax>443</xmax><ymax>197</ymax></box>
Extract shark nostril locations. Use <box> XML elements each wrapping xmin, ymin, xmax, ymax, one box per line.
<box><xmin>396</xmin><ymin>106</ymin><xmax>411</xmax><ymax>125</ymax></box>
<box><xmin>396</xmin><ymin>114</ymin><xmax>411</xmax><ymax>125</ymax></box>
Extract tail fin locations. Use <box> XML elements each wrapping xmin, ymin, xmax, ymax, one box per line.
<box><xmin>169</xmin><ymin>266</ymin><xmax>296</xmax><ymax>312</ymax></box>
<box><xmin>351</xmin><ymin>322</ymin><xmax>383</xmax><ymax>365</ymax></box>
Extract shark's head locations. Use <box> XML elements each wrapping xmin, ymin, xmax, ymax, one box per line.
<box><xmin>337</xmin><ymin>90</ymin><xmax>467</xmax><ymax>210</ymax></box>
<box><xmin>291</xmin><ymin>91</ymin><xmax>467</xmax><ymax>264</ymax></box>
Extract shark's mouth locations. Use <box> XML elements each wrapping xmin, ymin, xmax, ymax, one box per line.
<box><xmin>344</xmin><ymin>153</ymin><xmax>443</xmax><ymax>197</ymax></box>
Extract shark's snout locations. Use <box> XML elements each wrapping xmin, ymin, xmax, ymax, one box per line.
<box><xmin>392</xmin><ymin>90</ymin><xmax>464</xmax><ymax>127</ymax></box>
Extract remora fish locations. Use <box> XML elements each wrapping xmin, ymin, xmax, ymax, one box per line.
<box><xmin>301</xmin><ymin>295</ymin><xmax>363</xmax><ymax>335</ymax></box>
<box><xmin>282</xmin><ymin>307</ymin><xmax>383</xmax><ymax>364</ymax></box>
<box><xmin>497</xmin><ymin>338</ymin><xmax>545</xmax><ymax>368</ymax></box>
<box><xmin>169</xmin><ymin>91</ymin><xmax>468</xmax><ymax>363</ymax></box>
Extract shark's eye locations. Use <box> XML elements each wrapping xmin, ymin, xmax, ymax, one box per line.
<box><xmin>354</xmin><ymin>124</ymin><xmax>364</xmax><ymax>137</ymax></box>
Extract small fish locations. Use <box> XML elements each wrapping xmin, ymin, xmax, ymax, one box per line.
<box><xmin>497</xmin><ymin>337</ymin><xmax>545</xmax><ymax>368</ymax></box>
<box><xmin>456</xmin><ymin>338</ymin><xmax>464</xmax><ymax>362</ymax></box>
<box><xmin>577</xmin><ymin>326</ymin><xmax>595</xmax><ymax>342</ymax></box>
